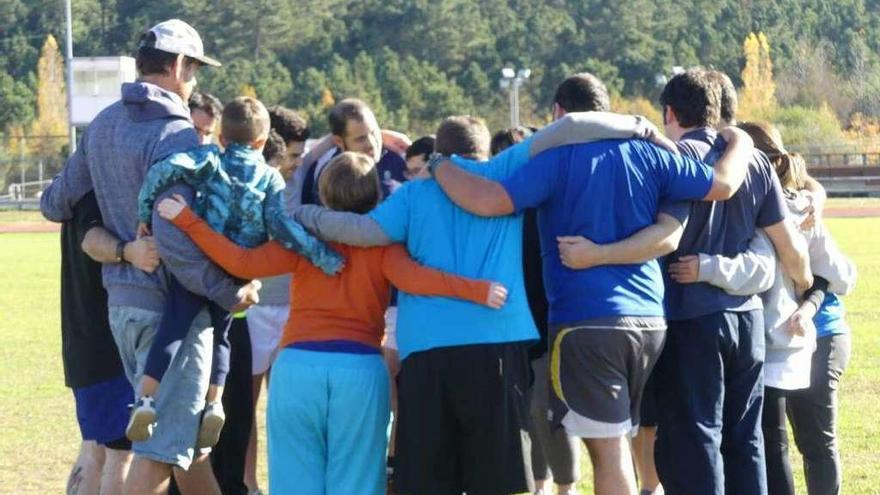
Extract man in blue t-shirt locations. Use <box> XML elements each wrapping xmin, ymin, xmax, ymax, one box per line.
<box><xmin>290</xmin><ymin>111</ymin><xmax>667</xmax><ymax>494</ymax></box>
<box><xmin>427</xmin><ymin>101</ymin><xmax>758</xmax><ymax>493</ymax></box>
<box><xmin>550</xmin><ymin>70</ymin><xmax>813</xmax><ymax>495</ymax></box>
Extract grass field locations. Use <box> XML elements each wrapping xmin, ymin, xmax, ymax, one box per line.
<box><xmin>0</xmin><ymin>216</ymin><xmax>878</xmax><ymax>493</ymax></box>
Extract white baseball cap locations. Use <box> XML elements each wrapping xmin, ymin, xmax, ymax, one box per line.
<box><xmin>140</xmin><ymin>19</ymin><xmax>221</xmax><ymax>67</ymax></box>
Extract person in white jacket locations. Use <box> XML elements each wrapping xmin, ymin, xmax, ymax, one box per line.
<box><xmin>669</xmin><ymin>122</ymin><xmax>857</xmax><ymax>495</ymax></box>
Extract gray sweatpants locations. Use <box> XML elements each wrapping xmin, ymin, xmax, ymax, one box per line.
<box><xmin>529</xmin><ymin>354</ymin><xmax>580</xmax><ymax>485</ymax></box>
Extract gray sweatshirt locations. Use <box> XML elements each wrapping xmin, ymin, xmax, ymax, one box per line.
<box><xmin>40</xmin><ymin>81</ymin><xmax>243</xmax><ymax>312</ymax></box>
<box><xmin>696</xmin><ymin>190</ymin><xmax>857</xmax><ymax>389</ymax></box>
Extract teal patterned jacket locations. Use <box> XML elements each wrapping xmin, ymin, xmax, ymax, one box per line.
<box><xmin>138</xmin><ymin>143</ymin><xmax>343</xmax><ymax>275</ymax></box>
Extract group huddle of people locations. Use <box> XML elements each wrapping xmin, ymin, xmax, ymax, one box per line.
<box><xmin>42</xmin><ymin>18</ymin><xmax>857</xmax><ymax>495</ymax></box>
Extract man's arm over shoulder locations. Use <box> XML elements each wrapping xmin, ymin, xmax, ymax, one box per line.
<box><xmin>695</xmin><ymin>230</ymin><xmax>777</xmax><ymax>295</ymax></box>
<box><xmin>285</xmin><ymin>161</ymin><xmax>309</xmax><ymax>212</ymax></box>
<box><xmin>763</xmin><ymin>219</ymin><xmax>813</xmax><ymax>295</ymax></box>
<box><xmin>530</xmin><ymin>112</ymin><xmax>676</xmax><ymax>158</ymax></box>
<box><xmin>702</xmin><ymin>127</ymin><xmax>754</xmax><ymax>201</ymax></box>
<box><xmin>40</xmin><ymin>137</ymin><xmax>93</xmax><ymax>222</ymax></box>
<box><xmin>558</xmin><ymin>211</ymin><xmax>686</xmax><ymax>269</ymax></box>
<box><xmin>432</xmin><ymin>146</ymin><xmax>563</xmax><ymax>217</ymax></box>
<box><xmin>293</xmin><ymin>205</ymin><xmax>391</xmax><ymax>247</ymax></box>
<box><xmin>809</xmin><ymin>224</ymin><xmax>857</xmax><ymax>296</ymax></box>
<box><xmin>151</xmin><ymin>183</ymin><xmax>244</xmax><ymax>310</ymax></box>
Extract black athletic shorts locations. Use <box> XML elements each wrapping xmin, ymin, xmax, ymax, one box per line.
<box><xmin>548</xmin><ymin>317</ymin><xmax>666</xmax><ymax>438</ymax></box>
<box><xmin>394</xmin><ymin>341</ymin><xmax>534</xmax><ymax>495</ymax></box>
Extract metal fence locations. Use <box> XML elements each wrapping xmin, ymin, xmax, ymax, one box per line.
<box><xmin>0</xmin><ymin>134</ymin><xmax>68</xmax><ymax>205</ymax></box>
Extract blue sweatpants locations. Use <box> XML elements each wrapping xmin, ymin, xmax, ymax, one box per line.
<box><xmin>267</xmin><ymin>348</ymin><xmax>390</xmax><ymax>495</ymax></box>
<box><xmin>654</xmin><ymin>309</ymin><xmax>767</xmax><ymax>495</ymax></box>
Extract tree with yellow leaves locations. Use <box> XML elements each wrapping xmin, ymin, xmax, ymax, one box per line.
<box><xmin>739</xmin><ymin>32</ymin><xmax>777</xmax><ymax>121</ymax></box>
<box><xmin>240</xmin><ymin>84</ymin><xmax>258</xmax><ymax>98</ymax></box>
<box><xmin>321</xmin><ymin>87</ymin><xmax>335</xmax><ymax>108</ymax></box>
<box><xmin>28</xmin><ymin>35</ymin><xmax>69</xmax><ymax>161</ymax></box>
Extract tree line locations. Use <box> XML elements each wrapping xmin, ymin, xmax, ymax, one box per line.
<box><xmin>2</xmin><ymin>0</ymin><xmax>880</xmax><ymax>170</ymax></box>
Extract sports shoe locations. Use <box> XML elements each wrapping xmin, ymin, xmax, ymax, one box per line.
<box><xmin>126</xmin><ymin>396</ymin><xmax>156</xmax><ymax>442</ymax></box>
<box><xmin>196</xmin><ymin>401</ymin><xmax>226</xmax><ymax>449</ymax></box>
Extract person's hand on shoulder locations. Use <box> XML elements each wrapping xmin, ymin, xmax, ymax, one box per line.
<box><xmin>157</xmin><ymin>194</ymin><xmax>189</xmax><ymax>221</ymax></box>
<box><xmin>486</xmin><ymin>283</ymin><xmax>508</xmax><ymax>309</ymax></box>
<box><xmin>231</xmin><ymin>279</ymin><xmax>261</xmax><ymax>313</ymax></box>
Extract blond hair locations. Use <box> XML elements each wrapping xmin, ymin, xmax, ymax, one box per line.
<box><xmin>318</xmin><ymin>152</ymin><xmax>381</xmax><ymax>213</ymax></box>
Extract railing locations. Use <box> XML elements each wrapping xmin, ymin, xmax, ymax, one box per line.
<box><xmin>0</xmin><ymin>179</ymin><xmax>52</xmax><ymax>201</ymax></box>
<box><xmin>800</xmin><ymin>152</ymin><xmax>880</xmax><ymax>168</ymax></box>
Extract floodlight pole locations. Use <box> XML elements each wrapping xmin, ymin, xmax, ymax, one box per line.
<box><xmin>64</xmin><ymin>0</ymin><xmax>76</xmax><ymax>154</ymax></box>
<box><xmin>499</xmin><ymin>67</ymin><xmax>529</xmax><ymax>128</ymax></box>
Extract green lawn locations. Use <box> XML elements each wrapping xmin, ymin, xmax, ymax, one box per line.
<box><xmin>0</xmin><ymin>218</ymin><xmax>878</xmax><ymax>493</ymax></box>
<box><xmin>0</xmin><ymin>210</ymin><xmax>45</xmax><ymax>223</ymax></box>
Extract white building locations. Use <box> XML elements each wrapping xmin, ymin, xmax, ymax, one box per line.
<box><xmin>70</xmin><ymin>56</ymin><xmax>136</xmax><ymax>125</ymax></box>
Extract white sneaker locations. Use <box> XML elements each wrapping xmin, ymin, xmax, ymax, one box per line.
<box><xmin>126</xmin><ymin>396</ymin><xmax>156</xmax><ymax>442</ymax></box>
<box><xmin>196</xmin><ymin>401</ymin><xmax>226</xmax><ymax>449</ymax></box>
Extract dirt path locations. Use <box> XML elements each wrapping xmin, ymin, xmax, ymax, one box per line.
<box><xmin>0</xmin><ymin>221</ymin><xmax>60</xmax><ymax>234</ymax></box>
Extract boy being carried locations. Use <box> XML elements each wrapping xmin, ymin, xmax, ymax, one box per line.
<box><xmin>130</xmin><ymin>96</ymin><xmax>343</xmax><ymax>448</ymax></box>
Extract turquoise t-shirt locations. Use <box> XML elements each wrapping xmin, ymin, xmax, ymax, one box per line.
<box><xmin>815</xmin><ymin>293</ymin><xmax>848</xmax><ymax>338</ymax></box>
<box><xmin>369</xmin><ymin>139</ymin><xmax>538</xmax><ymax>360</ymax></box>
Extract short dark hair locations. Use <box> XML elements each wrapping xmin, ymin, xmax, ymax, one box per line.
<box><xmin>263</xmin><ymin>129</ymin><xmax>287</xmax><ymax>163</ymax></box>
<box><xmin>490</xmin><ymin>126</ymin><xmax>533</xmax><ymax>156</ymax></box>
<box><xmin>659</xmin><ymin>69</ymin><xmax>721</xmax><ymax>128</ymax></box>
<box><xmin>553</xmin><ymin>73</ymin><xmax>611</xmax><ymax>113</ymax></box>
<box><xmin>221</xmin><ymin>96</ymin><xmax>271</xmax><ymax>145</ymax></box>
<box><xmin>707</xmin><ymin>70</ymin><xmax>738</xmax><ymax>125</ymax></box>
<box><xmin>405</xmin><ymin>136</ymin><xmax>435</xmax><ymax>160</ymax></box>
<box><xmin>189</xmin><ymin>92</ymin><xmax>223</xmax><ymax>118</ymax></box>
<box><xmin>328</xmin><ymin>99</ymin><xmax>371</xmax><ymax>138</ymax></box>
<box><xmin>135</xmin><ymin>31</ymin><xmax>194</xmax><ymax>76</ymax></box>
<box><xmin>268</xmin><ymin>105</ymin><xmax>310</xmax><ymax>143</ymax></box>
<box><xmin>435</xmin><ymin>116</ymin><xmax>491</xmax><ymax>159</ymax></box>
<box><xmin>318</xmin><ymin>152</ymin><xmax>381</xmax><ymax>214</ymax></box>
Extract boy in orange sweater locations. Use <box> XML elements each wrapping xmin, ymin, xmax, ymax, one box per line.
<box><xmin>157</xmin><ymin>151</ymin><xmax>506</xmax><ymax>495</ymax></box>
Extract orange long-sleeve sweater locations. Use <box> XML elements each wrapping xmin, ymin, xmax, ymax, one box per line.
<box><xmin>172</xmin><ymin>207</ymin><xmax>491</xmax><ymax>349</ymax></box>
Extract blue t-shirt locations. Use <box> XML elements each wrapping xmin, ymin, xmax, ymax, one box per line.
<box><xmin>369</xmin><ymin>140</ymin><xmax>539</xmax><ymax>360</ymax></box>
<box><xmin>501</xmin><ymin>139</ymin><xmax>715</xmax><ymax>325</ymax></box>
<box><xmin>815</xmin><ymin>293</ymin><xmax>848</xmax><ymax>338</ymax></box>
<box><xmin>664</xmin><ymin>128</ymin><xmax>788</xmax><ymax>320</ymax></box>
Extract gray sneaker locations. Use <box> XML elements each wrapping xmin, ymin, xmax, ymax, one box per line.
<box><xmin>126</xmin><ymin>396</ymin><xmax>156</xmax><ymax>442</ymax></box>
<box><xmin>196</xmin><ymin>401</ymin><xmax>226</xmax><ymax>449</ymax></box>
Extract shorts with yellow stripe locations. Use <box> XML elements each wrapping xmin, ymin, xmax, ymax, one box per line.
<box><xmin>548</xmin><ymin>316</ymin><xmax>666</xmax><ymax>439</ymax></box>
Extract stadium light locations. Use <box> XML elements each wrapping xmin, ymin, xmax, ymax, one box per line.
<box><xmin>499</xmin><ymin>67</ymin><xmax>530</xmax><ymax>128</ymax></box>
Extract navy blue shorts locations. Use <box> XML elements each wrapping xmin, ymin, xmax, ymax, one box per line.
<box><xmin>73</xmin><ymin>374</ymin><xmax>134</xmax><ymax>449</ymax></box>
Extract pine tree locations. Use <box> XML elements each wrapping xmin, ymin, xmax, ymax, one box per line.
<box><xmin>28</xmin><ymin>35</ymin><xmax>69</xmax><ymax>163</ymax></box>
<box><xmin>739</xmin><ymin>32</ymin><xmax>777</xmax><ymax>121</ymax></box>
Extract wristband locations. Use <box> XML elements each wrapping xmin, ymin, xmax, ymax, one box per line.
<box><xmin>116</xmin><ymin>241</ymin><xmax>127</xmax><ymax>264</ymax></box>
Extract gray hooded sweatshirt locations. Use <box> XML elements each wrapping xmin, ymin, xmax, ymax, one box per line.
<box><xmin>41</xmin><ymin>81</ymin><xmax>242</xmax><ymax>312</ymax></box>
